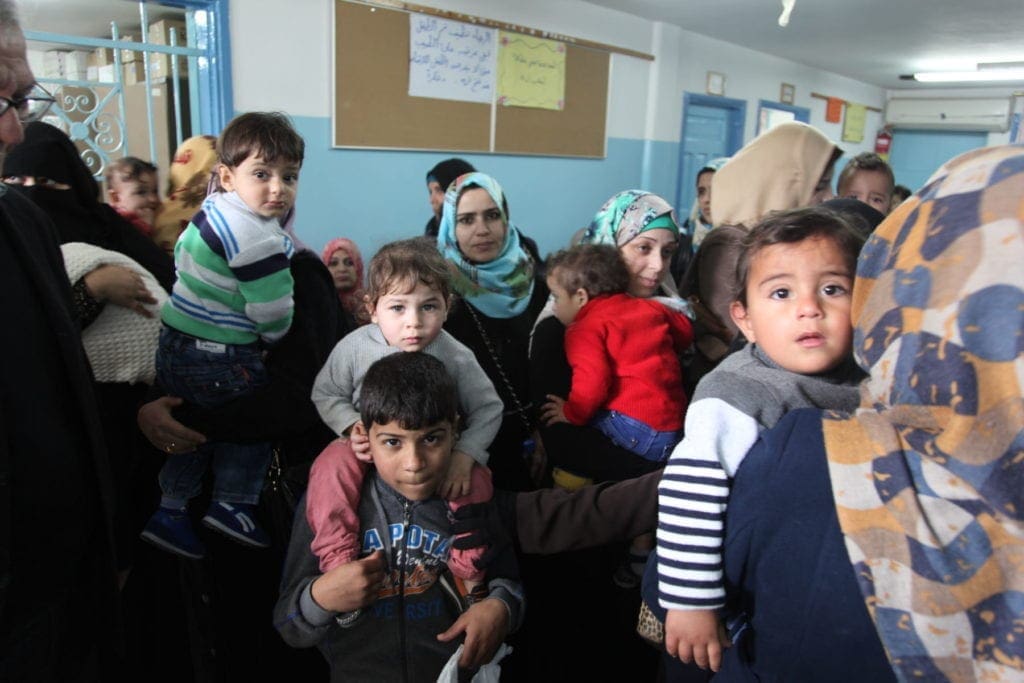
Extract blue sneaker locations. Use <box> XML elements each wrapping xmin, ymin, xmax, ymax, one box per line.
<box><xmin>141</xmin><ymin>506</ymin><xmax>206</xmax><ymax>559</ymax></box>
<box><xmin>201</xmin><ymin>501</ymin><xmax>270</xmax><ymax>549</ymax></box>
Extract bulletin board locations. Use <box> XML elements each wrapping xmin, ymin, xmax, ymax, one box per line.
<box><xmin>333</xmin><ymin>0</ymin><xmax>613</xmax><ymax>158</ymax></box>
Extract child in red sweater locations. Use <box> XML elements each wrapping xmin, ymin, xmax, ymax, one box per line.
<box><xmin>540</xmin><ymin>243</ymin><xmax>693</xmax><ymax>463</ymax></box>
<box><xmin>540</xmin><ymin>243</ymin><xmax>694</xmax><ymax>585</ymax></box>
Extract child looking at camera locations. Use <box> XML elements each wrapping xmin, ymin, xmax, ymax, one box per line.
<box><xmin>309</xmin><ymin>238</ymin><xmax>503</xmax><ymax>591</ymax></box>
<box><xmin>105</xmin><ymin>156</ymin><xmax>161</xmax><ymax>237</ymax></box>
<box><xmin>655</xmin><ymin>207</ymin><xmax>865</xmax><ymax>671</ymax></box>
<box><xmin>836</xmin><ymin>152</ymin><xmax>895</xmax><ymax>216</ymax></box>
<box><xmin>277</xmin><ymin>352</ymin><xmax>522</xmax><ymax>678</ymax></box>
<box><xmin>142</xmin><ymin>112</ymin><xmax>304</xmax><ymax>559</ymax></box>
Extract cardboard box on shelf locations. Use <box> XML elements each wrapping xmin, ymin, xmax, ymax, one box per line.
<box><xmin>88</xmin><ymin>47</ymin><xmax>114</xmax><ymax>67</ymax></box>
<box><xmin>121</xmin><ymin>36</ymin><xmax>137</xmax><ymax>64</ymax></box>
<box><xmin>42</xmin><ymin>50</ymin><xmax>66</xmax><ymax>78</ymax></box>
<box><xmin>150</xmin><ymin>53</ymin><xmax>188</xmax><ymax>81</ymax></box>
<box><xmin>123</xmin><ymin>61</ymin><xmax>146</xmax><ymax>85</ymax></box>
<box><xmin>97</xmin><ymin>64</ymin><xmax>115</xmax><ymax>82</ymax></box>
<box><xmin>65</xmin><ymin>50</ymin><xmax>89</xmax><ymax>73</ymax></box>
<box><xmin>148</xmin><ymin>19</ymin><xmax>187</xmax><ymax>46</ymax></box>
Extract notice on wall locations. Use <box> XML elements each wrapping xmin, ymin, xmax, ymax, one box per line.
<box><xmin>408</xmin><ymin>14</ymin><xmax>495</xmax><ymax>104</ymax></box>
<box><xmin>496</xmin><ymin>31</ymin><xmax>566</xmax><ymax>110</ymax></box>
<box><xmin>842</xmin><ymin>103</ymin><xmax>867</xmax><ymax>143</ymax></box>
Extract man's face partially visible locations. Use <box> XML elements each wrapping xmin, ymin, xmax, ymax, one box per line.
<box><xmin>0</xmin><ymin>23</ymin><xmax>33</xmax><ymax>155</ymax></box>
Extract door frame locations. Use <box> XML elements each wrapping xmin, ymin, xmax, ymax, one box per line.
<box><xmin>676</xmin><ymin>93</ymin><xmax>746</xmax><ymax>218</ymax></box>
<box><xmin>756</xmin><ymin>99</ymin><xmax>810</xmax><ymax>133</ymax></box>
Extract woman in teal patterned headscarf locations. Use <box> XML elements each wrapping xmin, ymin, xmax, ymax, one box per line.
<box><xmin>438</xmin><ymin>171</ymin><xmax>548</xmax><ymax>492</ymax></box>
<box><xmin>581</xmin><ymin>189</ymin><xmax>682</xmax><ymax>298</ymax></box>
<box><xmin>437</xmin><ymin>172</ymin><xmax>535</xmax><ymax>319</ymax></box>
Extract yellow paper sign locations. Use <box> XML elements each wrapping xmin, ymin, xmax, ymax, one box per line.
<box><xmin>842</xmin><ymin>103</ymin><xmax>867</xmax><ymax>143</ymax></box>
<box><xmin>497</xmin><ymin>31</ymin><xmax>566</xmax><ymax>110</ymax></box>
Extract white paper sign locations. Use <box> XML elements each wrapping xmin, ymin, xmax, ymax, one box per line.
<box><xmin>409</xmin><ymin>14</ymin><xmax>495</xmax><ymax>104</ymax></box>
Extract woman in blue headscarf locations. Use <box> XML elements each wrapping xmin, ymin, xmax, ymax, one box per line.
<box><xmin>437</xmin><ymin>172</ymin><xmax>548</xmax><ymax>492</ymax></box>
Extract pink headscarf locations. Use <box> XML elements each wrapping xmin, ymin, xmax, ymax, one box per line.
<box><xmin>321</xmin><ymin>238</ymin><xmax>368</xmax><ymax>324</ymax></box>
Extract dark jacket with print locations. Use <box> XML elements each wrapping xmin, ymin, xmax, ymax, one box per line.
<box><xmin>275</xmin><ymin>475</ymin><xmax>524</xmax><ymax>683</ymax></box>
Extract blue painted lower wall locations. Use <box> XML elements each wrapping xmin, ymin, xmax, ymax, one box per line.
<box><xmin>290</xmin><ymin>115</ymin><xmax>681</xmax><ymax>261</ymax></box>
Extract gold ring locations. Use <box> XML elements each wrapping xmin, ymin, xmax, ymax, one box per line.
<box><xmin>165</xmin><ymin>442</ymin><xmax>175</xmax><ymax>452</ymax></box>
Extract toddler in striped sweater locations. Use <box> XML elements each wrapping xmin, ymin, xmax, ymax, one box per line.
<box><xmin>141</xmin><ymin>112</ymin><xmax>304</xmax><ymax>559</ymax></box>
<box><xmin>656</xmin><ymin>208</ymin><xmax>864</xmax><ymax>670</ymax></box>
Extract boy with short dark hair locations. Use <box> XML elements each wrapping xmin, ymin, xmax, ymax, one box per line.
<box><xmin>836</xmin><ymin>152</ymin><xmax>895</xmax><ymax>216</ymax></box>
<box><xmin>655</xmin><ymin>207</ymin><xmax>865</xmax><ymax>671</ymax></box>
<box><xmin>142</xmin><ymin>111</ymin><xmax>305</xmax><ymax>558</ymax></box>
<box><xmin>276</xmin><ymin>353</ymin><xmax>522</xmax><ymax>680</ymax></box>
<box><xmin>105</xmin><ymin>156</ymin><xmax>160</xmax><ymax>236</ymax></box>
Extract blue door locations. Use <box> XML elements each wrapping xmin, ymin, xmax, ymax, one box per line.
<box><xmin>677</xmin><ymin>94</ymin><xmax>745</xmax><ymax>218</ymax></box>
<box><xmin>888</xmin><ymin>130</ymin><xmax>988</xmax><ymax>193</ymax></box>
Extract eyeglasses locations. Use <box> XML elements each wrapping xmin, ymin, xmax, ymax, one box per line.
<box><xmin>0</xmin><ymin>84</ymin><xmax>56</xmax><ymax>124</ymax></box>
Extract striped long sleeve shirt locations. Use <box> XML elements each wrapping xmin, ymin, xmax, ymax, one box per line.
<box><xmin>656</xmin><ymin>344</ymin><xmax>861</xmax><ymax>611</ymax></box>
<box><xmin>162</xmin><ymin>191</ymin><xmax>295</xmax><ymax>345</ymax></box>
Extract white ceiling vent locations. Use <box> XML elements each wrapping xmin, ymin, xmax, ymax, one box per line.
<box><xmin>885</xmin><ymin>97</ymin><xmax>1012</xmax><ymax>132</ymax></box>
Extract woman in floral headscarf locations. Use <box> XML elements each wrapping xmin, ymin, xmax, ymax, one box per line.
<box><xmin>437</xmin><ymin>172</ymin><xmax>548</xmax><ymax>492</ymax></box>
<box><xmin>151</xmin><ymin>135</ymin><xmax>218</xmax><ymax>254</ymax></box>
<box><xmin>531</xmin><ymin>190</ymin><xmax>688</xmax><ymax>487</ymax></box>
<box><xmin>714</xmin><ymin>144</ymin><xmax>1024</xmax><ymax>681</ymax></box>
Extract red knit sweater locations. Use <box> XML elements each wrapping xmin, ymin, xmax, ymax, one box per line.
<box><xmin>563</xmin><ymin>293</ymin><xmax>692</xmax><ymax>430</ymax></box>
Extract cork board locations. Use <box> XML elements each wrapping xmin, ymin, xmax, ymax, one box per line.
<box><xmin>333</xmin><ymin>1</ymin><xmax>609</xmax><ymax>157</ymax></box>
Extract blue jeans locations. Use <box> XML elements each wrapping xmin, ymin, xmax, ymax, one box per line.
<box><xmin>155</xmin><ymin>326</ymin><xmax>271</xmax><ymax>505</ymax></box>
<box><xmin>591</xmin><ymin>410</ymin><xmax>683</xmax><ymax>462</ymax></box>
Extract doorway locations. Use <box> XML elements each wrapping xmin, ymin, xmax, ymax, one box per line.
<box><xmin>888</xmin><ymin>129</ymin><xmax>989</xmax><ymax>193</ymax></box>
<box><xmin>676</xmin><ymin>93</ymin><xmax>746</xmax><ymax>220</ymax></box>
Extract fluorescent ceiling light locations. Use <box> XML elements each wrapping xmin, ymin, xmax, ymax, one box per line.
<box><xmin>912</xmin><ymin>63</ymin><xmax>1024</xmax><ymax>83</ymax></box>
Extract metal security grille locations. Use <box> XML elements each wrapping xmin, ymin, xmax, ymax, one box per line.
<box><xmin>23</xmin><ymin>0</ymin><xmax>229</xmax><ymax>180</ymax></box>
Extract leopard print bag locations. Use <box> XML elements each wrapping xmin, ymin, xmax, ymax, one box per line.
<box><xmin>636</xmin><ymin>599</ymin><xmax>665</xmax><ymax>648</ymax></box>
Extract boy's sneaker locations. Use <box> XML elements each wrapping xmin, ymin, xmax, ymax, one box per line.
<box><xmin>141</xmin><ymin>506</ymin><xmax>207</xmax><ymax>559</ymax></box>
<box><xmin>201</xmin><ymin>501</ymin><xmax>271</xmax><ymax>549</ymax></box>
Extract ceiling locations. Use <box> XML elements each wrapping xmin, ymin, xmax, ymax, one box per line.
<box><xmin>16</xmin><ymin>0</ymin><xmax>1024</xmax><ymax>91</ymax></box>
<box><xmin>589</xmin><ymin>0</ymin><xmax>1024</xmax><ymax>90</ymax></box>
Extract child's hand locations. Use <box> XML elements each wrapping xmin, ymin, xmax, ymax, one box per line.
<box><xmin>439</xmin><ymin>450</ymin><xmax>474</xmax><ymax>500</ymax></box>
<box><xmin>349</xmin><ymin>421</ymin><xmax>372</xmax><ymax>463</ymax></box>
<box><xmin>539</xmin><ymin>395</ymin><xmax>569</xmax><ymax>426</ymax></box>
<box><xmin>309</xmin><ymin>550</ymin><xmax>386</xmax><ymax>613</ymax></box>
<box><xmin>436</xmin><ymin>597</ymin><xmax>509</xmax><ymax>669</ymax></box>
<box><xmin>664</xmin><ymin>608</ymin><xmax>731</xmax><ymax>672</ymax></box>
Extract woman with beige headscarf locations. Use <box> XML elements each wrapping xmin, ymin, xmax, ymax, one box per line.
<box><xmin>680</xmin><ymin>122</ymin><xmax>841</xmax><ymax>385</ymax></box>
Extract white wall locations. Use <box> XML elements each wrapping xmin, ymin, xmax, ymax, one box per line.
<box><xmin>230</xmin><ymin>0</ymin><xmax>887</xmax><ymax>150</ymax></box>
<box><xmin>227</xmin><ymin>0</ymin><xmax>898</xmax><ymax>256</ymax></box>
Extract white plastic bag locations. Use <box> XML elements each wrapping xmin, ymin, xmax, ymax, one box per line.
<box><xmin>435</xmin><ymin>643</ymin><xmax>511</xmax><ymax>683</ymax></box>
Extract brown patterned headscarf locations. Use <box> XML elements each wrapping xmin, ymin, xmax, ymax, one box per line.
<box><xmin>151</xmin><ymin>135</ymin><xmax>217</xmax><ymax>253</ymax></box>
<box><xmin>823</xmin><ymin>144</ymin><xmax>1024</xmax><ymax>681</ymax></box>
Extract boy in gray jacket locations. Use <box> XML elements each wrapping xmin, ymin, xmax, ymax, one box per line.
<box><xmin>275</xmin><ymin>352</ymin><xmax>523</xmax><ymax>682</ymax></box>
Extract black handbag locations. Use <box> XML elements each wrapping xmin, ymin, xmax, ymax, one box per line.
<box><xmin>259</xmin><ymin>447</ymin><xmax>308</xmax><ymax>548</ymax></box>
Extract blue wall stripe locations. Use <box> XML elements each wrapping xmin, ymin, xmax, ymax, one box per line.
<box><xmin>287</xmin><ymin>116</ymin><xmax>680</xmax><ymax>262</ymax></box>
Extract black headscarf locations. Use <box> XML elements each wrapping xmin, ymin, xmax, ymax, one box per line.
<box><xmin>424</xmin><ymin>157</ymin><xmax>476</xmax><ymax>238</ymax></box>
<box><xmin>2</xmin><ymin>122</ymin><xmax>174</xmax><ymax>291</ymax></box>
<box><xmin>819</xmin><ymin>197</ymin><xmax>885</xmax><ymax>238</ymax></box>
